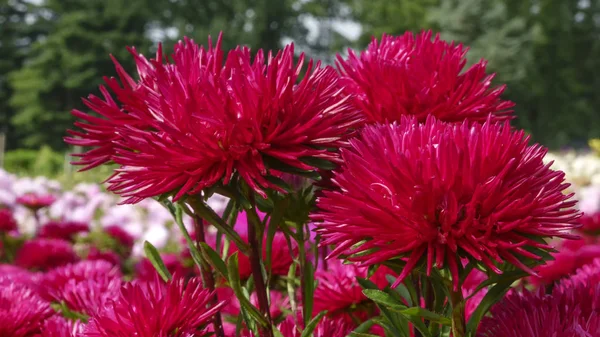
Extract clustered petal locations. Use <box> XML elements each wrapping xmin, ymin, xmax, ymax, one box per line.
<box><xmin>314</xmin><ymin>117</ymin><xmax>581</xmax><ymax>288</ymax></box>
<box><xmin>83</xmin><ymin>276</ymin><xmax>225</xmax><ymax>337</ymax></box>
<box><xmin>337</xmin><ymin>30</ymin><xmax>514</xmax><ymax>124</ymax></box>
<box><xmin>0</xmin><ymin>282</ymin><xmax>54</xmax><ymax>337</ymax></box>
<box><xmin>66</xmin><ymin>34</ymin><xmax>361</xmax><ymax>203</ymax></box>
<box><xmin>0</xmin><ymin>208</ymin><xmax>17</xmax><ymax>233</ymax></box>
<box><xmin>15</xmin><ymin>238</ymin><xmax>78</xmax><ymax>271</ymax></box>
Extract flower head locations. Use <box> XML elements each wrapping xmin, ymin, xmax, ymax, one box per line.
<box><xmin>40</xmin><ymin>260</ymin><xmax>122</xmax><ymax>315</ymax></box>
<box><xmin>580</xmin><ymin>212</ymin><xmax>600</xmax><ymax>233</ymax></box>
<box><xmin>233</xmin><ymin>232</ymin><xmax>298</xmax><ymax>279</ymax></box>
<box><xmin>277</xmin><ymin>315</ymin><xmax>354</xmax><ymax>337</ymax></box>
<box><xmin>39</xmin><ymin>221</ymin><xmax>89</xmax><ymax>241</ymax></box>
<box><xmin>337</xmin><ymin>30</ymin><xmax>514</xmax><ymax>124</ymax></box>
<box><xmin>0</xmin><ymin>208</ymin><xmax>17</xmax><ymax>233</ymax></box>
<box><xmin>0</xmin><ymin>282</ymin><xmax>54</xmax><ymax>337</ymax></box>
<box><xmin>103</xmin><ymin>225</ymin><xmax>135</xmax><ymax>250</ymax></box>
<box><xmin>314</xmin><ymin>117</ymin><xmax>581</xmax><ymax>288</ymax></box>
<box><xmin>135</xmin><ymin>253</ymin><xmax>194</xmax><ymax>281</ymax></box>
<box><xmin>479</xmin><ymin>260</ymin><xmax>600</xmax><ymax>337</ymax></box>
<box><xmin>16</xmin><ymin>193</ymin><xmax>56</xmax><ymax>210</ymax></box>
<box><xmin>83</xmin><ymin>276</ymin><xmax>225</xmax><ymax>337</ymax></box>
<box><xmin>15</xmin><ymin>238</ymin><xmax>78</xmax><ymax>270</ymax></box>
<box><xmin>66</xmin><ymin>34</ymin><xmax>361</xmax><ymax>203</ymax></box>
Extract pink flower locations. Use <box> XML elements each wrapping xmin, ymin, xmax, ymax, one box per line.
<box><xmin>224</xmin><ymin>289</ymin><xmax>290</xmax><ymax>320</ymax></box>
<box><xmin>0</xmin><ymin>208</ymin><xmax>17</xmax><ymax>233</ymax></box>
<box><xmin>15</xmin><ymin>238</ymin><xmax>78</xmax><ymax>271</ymax></box>
<box><xmin>532</xmin><ymin>238</ymin><xmax>600</xmax><ymax>285</ymax></box>
<box><xmin>66</xmin><ymin>34</ymin><xmax>361</xmax><ymax>203</ymax></box>
<box><xmin>0</xmin><ymin>282</ymin><xmax>54</xmax><ymax>337</ymax></box>
<box><xmin>86</xmin><ymin>247</ymin><xmax>121</xmax><ymax>266</ymax></box>
<box><xmin>479</xmin><ymin>260</ymin><xmax>600</xmax><ymax>337</ymax></box>
<box><xmin>337</xmin><ymin>31</ymin><xmax>513</xmax><ymax>124</ymax></box>
<box><xmin>313</xmin><ymin>260</ymin><xmax>390</xmax><ymax>322</ymax></box>
<box><xmin>103</xmin><ymin>225</ymin><xmax>135</xmax><ymax>254</ymax></box>
<box><xmin>16</xmin><ymin>193</ymin><xmax>56</xmax><ymax>210</ymax></box>
<box><xmin>277</xmin><ymin>316</ymin><xmax>354</xmax><ymax>337</ymax></box>
<box><xmin>39</xmin><ymin>221</ymin><xmax>89</xmax><ymax>241</ymax></box>
<box><xmin>231</xmin><ymin>232</ymin><xmax>298</xmax><ymax>279</ymax></box>
<box><xmin>580</xmin><ymin>212</ymin><xmax>600</xmax><ymax>233</ymax></box>
<box><xmin>39</xmin><ymin>316</ymin><xmax>83</xmax><ymax>337</ymax></box>
<box><xmin>83</xmin><ymin>276</ymin><xmax>226</xmax><ymax>337</ymax></box>
<box><xmin>40</xmin><ymin>260</ymin><xmax>122</xmax><ymax>315</ymax></box>
<box><xmin>314</xmin><ymin>117</ymin><xmax>581</xmax><ymax>288</ymax></box>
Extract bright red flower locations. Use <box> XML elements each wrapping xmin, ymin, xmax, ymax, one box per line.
<box><xmin>479</xmin><ymin>261</ymin><xmax>600</xmax><ymax>337</ymax></box>
<box><xmin>40</xmin><ymin>260</ymin><xmax>122</xmax><ymax>315</ymax></box>
<box><xmin>66</xmin><ymin>34</ymin><xmax>361</xmax><ymax>203</ymax></box>
<box><xmin>86</xmin><ymin>247</ymin><xmax>121</xmax><ymax>266</ymax></box>
<box><xmin>15</xmin><ymin>238</ymin><xmax>78</xmax><ymax>271</ymax></box>
<box><xmin>16</xmin><ymin>193</ymin><xmax>56</xmax><ymax>210</ymax></box>
<box><xmin>231</xmin><ymin>232</ymin><xmax>298</xmax><ymax>279</ymax></box>
<box><xmin>39</xmin><ymin>221</ymin><xmax>89</xmax><ymax>241</ymax></box>
<box><xmin>83</xmin><ymin>276</ymin><xmax>225</xmax><ymax>337</ymax></box>
<box><xmin>580</xmin><ymin>212</ymin><xmax>600</xmax><ymax>233</ymax></box>
<box><xmin>39</xmin><ymin>316</ymin><xmax>82</xmax><ymax>337</ymax></box>
<box><xmin>0</xmin><ymin>282</ymin><xmax>54</xmax><ymax>337</ymax></box>
<box><xmin>277</xmin><ymin>315</ymin><xmax>354</xmax><ymax>337</ymax></box>
<box><xmin>314</xmin><ymin>117</ymin><xmax>581</xmax><ymax>288</ymax></box>
<box><xmin>0</xmin><ymin>208</ymin><xmax>17</xmax><ymax>233</ymax></box>
<box><xmin>336</xmin><ymin>30</ymin><xmax>514</xmax><ymax>124</ymax></box>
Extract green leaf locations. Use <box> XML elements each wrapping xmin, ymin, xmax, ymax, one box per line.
<box><xmin>352</xmin><ymin>318</ymin><xmax>376</xmax><ymax>334</ymax></box>
<box><xmin>299</xmin><ymin>156</ymin><xmax>337</xmax><ymax>170</ymax></box>
<box><xmin>302</xmin><ymin>260</ymin><xmax>316</xmax><ymax>327</ymax></box>
<box><xmin>143</xmin><ymin>241</ymin><xmax>172</xmax><ymax>282</ymax></box>
<box><xmin>300</xmin><ymin>310</ymin><xmax>327</xmax><ymax>337</ymax></box>
<box><xmin>266</xmin><ymin>199</ymin><xmax>286</xmax><ymax>276</ymax></box>
<box><xmin>393</xmin><ymin>283</ymin><xmax>413</xmax><ymax>306</ymax></box>
<box><xmin>465</xmin><ymin>279</ymin><xmax>515</xmax><ymax>337</ymax></box>
<box><xmin>401</xmin><ymin>307</ymin><xmax>451</xmax><ymax>325</ymax></box>
<box><xmin>199</xmin><ymin>242</ymin><xmax>228</xmax><ymax>279</ymax></box>
<box><xmin>363</xmin><ymin>289</ymin><xmax>407</xmax><ymax>311</ymax></box>
<box><xmin>226</xmin><ymin>252</ymin><xmax>270</xmax><ymax>327</ymax></box>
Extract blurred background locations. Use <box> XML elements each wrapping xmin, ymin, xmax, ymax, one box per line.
<box><xmin>1</xmin><ymin>0</ymin><xmax>600</xmax><ymax>181</ymax></box>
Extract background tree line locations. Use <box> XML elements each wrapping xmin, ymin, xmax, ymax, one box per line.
<box><xmin>1</xmin><ymin>0</ymin><xmax>599</xmax><ymax>152</ymax></box>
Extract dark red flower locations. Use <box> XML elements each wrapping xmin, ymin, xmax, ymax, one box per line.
<box><xmin>86</xmin><ymin>247</ymin><xmax>121</xmax><ymax>266</ymax></box>
<box><xmin>231</xmin><ymin>232</ymin><xmax>298</xmax><ymax>279</ymax></box>
<box><xmin>66</xmin><ymin>34</ymin><xmax>361</xmax><ymax>203</ymax></box>
<box><xmin>314</xmin><ymin>117</ymin><xmax>581</xmax><ymax>288</ymax></box>
<box><xmin>479</xmin><ymin>260</ymin><xmax>600</xmax><ymax>337</ymax></box>
<box><xmin>579</xmin><ymin>212</ymin><xmax>600</xmax><ymax>233</ymax></box>
<box><xmin>15</xmin><ymin>238</ymin><xmax>78</xmax><ymax>271</ymax></box>
<box><xmin>277</xmin><ymin>315</ymin><xmax>354</xmax><ymax>337</ymax></box>
<box><xmin>0</xmin><ymin>282</ymin><xmax>54</xmax><ymax>337</ymax></box>
<box><xmin>0</xmin><ymin>208</ymin><xmax>17</xmax><ymax>233</ymax></box>
<box><xmin>39</xmin><ymin>316</ymin><xmax>82</xmax><ymax>337</ymax></box>
<box><xmin>40</xmin><ymin>260</ymin><xmax>122</xmax><ymax>315</ymax></box>
<box><xmin>337</xmin><ymin>30</ymin><xmax>514</xmax><ymax>124</ymax></box>
<box><xmin>39</xmin><ymin>221</ymin><xmax>89</xmax><ymax>241</ymax></box>
<box><xmin>103</xmin><ymin>225</ymin><xmax>135</xmax><ymax>250</ymax></box>
<box><xmin>83</xmin><ymin>276</ymin><xmax>226</xmax><ymax>337</ymax></box>
<box><xmin>16</xmin><ymin>193</ymin><xmax>56</xmax><ymax>210</ymax></box>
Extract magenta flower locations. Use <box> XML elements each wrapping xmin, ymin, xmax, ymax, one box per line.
<box><xmin>0</xmin><ymin>282</ymin><xmax>54</xmax><ymax>337</ymax></box>
<box><xmin>86</xmin><ymin>247</ymin><xmax>121</xmax><ymax>266</ymax></box>
<box><xmin>580</xmin><ymin>212</ymin><xmax>600</xmax><ymax>233</ymax></box>
<box><xmin>479</xmin><ymin>260</ymin><xmax>600</xmax><ymax>337</ymax></box>
<box><xmin>277</xmin><ymin>316</ymin><xmax>354</xmax><ymax>337</ymax></box>
<box><xmin>39</xmin><ymin>316</ymin><xmax>82</xmax><ymax>337</ymax></box>
<box><xmin>232</xmin><ymin>232</ymin><xmax>298</xmax><ymax>279</ymax></box>
<box><xmin>66</xmin><ymin>34</ymin><xmax>361</xmax><ymax>203</ymax></box>
<box><xmin>15</xmin><ymin>238</ymin><xmax>78</xmax><ymax>271</ymax></box>
<box><xmin>83</xmin><ymin>276</ymin><xmax>226</xmax><ymax>337</ymax></box>
<box><xmin>337</xmin><ymin>31</ymin><xmax>514</xmax><ymax>124</ymax></box>
<box><xmin>0</xmin><ymin>208</ymin><xmax>17</xmax><ymax>233</ymax></box>
<box><xmin>314</xmin><ymin>117</ymin><xmax>581</xmax><ymax>288</ymax></box>
<box><xmin>135</xmin><ymin>253</ymin><xmax>194</xmax><ymax>281</ymax></box>
<box><xmin>40</xmin><ymin>260</ymin><xmax>122</xmax><ymax>315</ymax></box>
<box><xmin>39</xmin><ymin>221</ymin><xmax>89</xmax><ymax>241</ymax></box>
<box><xmin>16</xmin><ymin>193</ymin><xmax>56</xmax><ymax>210</ymax></box>
<box><xmin>103</xmin><ymin>225</ymin><xmax>135</xmax><ymax>250</ymax></box>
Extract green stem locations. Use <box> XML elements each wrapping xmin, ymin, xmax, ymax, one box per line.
<box><xmin>449</xmin><ymin>287</ymin><xmax>466</xmax><ymax>337</ymax></box>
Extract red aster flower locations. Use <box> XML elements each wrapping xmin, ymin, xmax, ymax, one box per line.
<box><xmin>40</xmin><ymin>260</ymin><xmax>122</xmax><ymax>315</ymax></box>
<box><xmin>66</xmin><ymin>34</ymin><xmax>361</xmax><ymax>203</ymax></box>
<box><xmin>0</xmin><ymin>264</ymin><xmax>40</xmax><ymax>285</ymax></box>
<box><xmin>231</xmin><ymin>232</ymin><xmax>298</xmax><ymax>279</ymax></box>
<box><xmin>39</xmin><ymin>316</ymin><xmax>83</xmax><ymax>337</ymax></box>
<box><xmin>314</xmin><ymin>117</ymin><xmax>581</xmax><ymax>288</ymax></box>
<box><xmin>0</xmin><ymin>282</ymin><xmax>54</xmax><ymax>337</ymax></box>
<box><xmin>15</xmin><ymin>238</ymin><xmax>78</xmax><ymax>271</ymax></box>
<box><xmin>39</xmin><ymin>221</ymin><xmax>89</xmax><ymax>242</ymax></box>
<box><xmin>135</xmin><ymin>253</ymin><xmax>194</xmax><ymax>281</ymax></box>
<box><xmin>313</xmin><ymin>260</ymin><xmax>391</xmax><ymax>323</ymax></box>
<box><xmin>277</xmin><ymin>315</ymin><xmax>354</xmax><ymax>337</ymax></box>
<box><xmin>336</xmin><ymin>30</ymin><xmax>514</xmax><ymax>124</ymax></box>
<box><xmin>224</xmin><ymin>289</ymin><xmax>290</xmax><ymax>320</ymax></box>
<box><xmin>86</xmin><ymin>247</ymin><xmax>121</xmax><ymax>266</ymax></box>
<box><xmin>580</xmin><ymin>212</ymin><xmax>600</xmax><ymax>233</ymax></box>
<box><xmin>532</xmin><ymin>238</ymin><xmax>600</xmax><ymax>285</ymax></box>
<box><xmin>16</xmin><ymin>193</ymin><xmax>56</xmax><ymax>210</ymax></box>
<box><xmin>0</xmin><ymin>208</ymin><xmax>17</xmax><ymax>233</ymax></box>
<box><xmin>103</xmin><ymin>225</ymin><xmax>135</xmax><ymax>250</ymax></box>
<box><xmin>83</xmin><ymin>276</ymin><xmax>226</xmax><ymax>337</ymax></box>
<box><xmin>479</xmin><ymin>262</ymin><xmax>600</xmax><ymax>337</ymax></box>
